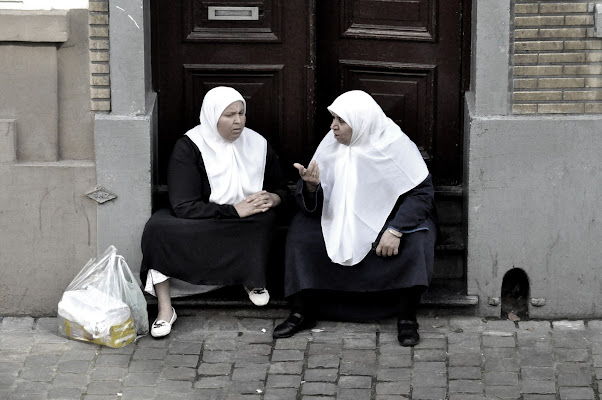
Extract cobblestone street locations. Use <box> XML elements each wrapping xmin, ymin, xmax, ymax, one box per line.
<box><xmin>1</xmin><ymin>308</ymin><xmax>602</xmax><ymax>400</ymax></box>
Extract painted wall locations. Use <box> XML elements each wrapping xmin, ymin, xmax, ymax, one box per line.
<box><xmin>0</xmin><ymin>0</ymin><xmax>88</xmax><ymax>9</ymax></box>
<box><xmin>465</xmin><ymin>0</ymin><xmax>602</xmax><ymax>318</ymax></box>
<box><xmin>0</xmin><ymin>9</ymin><xmax>96</xmax><ymax>316</ymax></box>
<box><xmin>0</xmin><ymin>0</ymin><xmax>152</xmax><ymax>316</ymax></box>
<box><xmin>465</xmin><ymin>106</ymin><xmax>602</xmax><ymax>318</ymax></box>
<box><xmin>94</xmin><ymin>0</ymin><xmax>154</xmax><ymax>284</ymax></box>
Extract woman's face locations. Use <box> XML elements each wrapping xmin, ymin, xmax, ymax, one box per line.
<box><xmin>330</xmin><ymin>113</ymin><xmax>353</xmax><ymax>145</ymax></box>
<box><xmin>217</xmin><ymin>101</ymin><xmax>246</xmax><ymax>142</ymax></box>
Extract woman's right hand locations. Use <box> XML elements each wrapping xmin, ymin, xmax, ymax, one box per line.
<box><xmin>234</xmin><ymin>198</ymin><xmax>263</xmax><ymax>218</ymax></box>
<box><xmin>234</xmin><ymin>190</ymin><xmax>281</xmax><ymax>218</ymax></box>
<box><xmin>293</xmin><ymin>161</ymin><xmax>320</xmax><ymax>192</ymax></box>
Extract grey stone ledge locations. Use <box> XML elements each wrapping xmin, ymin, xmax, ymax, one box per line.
<box><xmin>0</xmin><ymin>10</ymin><xmax>69</xmax><ymax>42</ymax></box>
<box><xmin>14</xmin><ymin>160</ymin><xmax>95</xmax><ymax>168</ymax></box>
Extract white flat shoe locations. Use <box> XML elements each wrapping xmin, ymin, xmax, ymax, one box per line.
<box><xmin>151</xmin><ymin>307</ymin><xmax>177</xmax><ymax>338</ymax></box>
<box><xmin>245</xmin><ymin>287</ymin><xmax>270</xmax><ymax>306</ymax></box>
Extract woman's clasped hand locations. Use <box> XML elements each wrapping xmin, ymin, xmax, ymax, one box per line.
<box><xmin>235</xmin><ymin>190</ymin><xmax>282</xmax><ymax>218</ymax></box>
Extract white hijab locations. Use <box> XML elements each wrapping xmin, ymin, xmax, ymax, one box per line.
<box><xmin>312</xmin><ymin>90</ymin><xmax>429</xmax><ymax>266</ymax></box>
<box><xmin>185</xmin><ymin>86</ymin><xmax>267</xmax><ymax>205</ymax></box>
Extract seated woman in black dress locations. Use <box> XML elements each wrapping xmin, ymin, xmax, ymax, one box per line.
<box><xmin>141</xmin><ymin>86</ymin><xmax>286</xmax><ymax>338</ymax></box>
<box><xmin>274</xmin><ymin>90</ymin><xmax>436</xmax><ymax>346</ymax></box>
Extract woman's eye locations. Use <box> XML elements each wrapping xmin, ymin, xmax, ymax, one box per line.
<box><xmin>339</xmin><ymin>118</ymin><xmax>346</xmax><ymax>124</ymax></box>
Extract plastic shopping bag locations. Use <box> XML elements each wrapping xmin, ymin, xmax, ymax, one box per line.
<box><xmin>58</xmin><ymin>245</ymin><xmax>149</xmax><ymax>347</ymax></box>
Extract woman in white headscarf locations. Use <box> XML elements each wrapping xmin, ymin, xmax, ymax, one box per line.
<box><xmin>274</xmin><ymin>90</ymin><xmax>437</xmax><ymax>346</ymax></box>
<box><xmin>141</xmin><ymin>86</ymin><xmax>286</xmax><ymax>338</ymax></box>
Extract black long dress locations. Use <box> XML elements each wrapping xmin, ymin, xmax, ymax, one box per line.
<box><xmin>140</xmin><ymin>136</ymin><xmax>287</xmax><ymax>289</ymax></box>
<box><xmin>284</xmin><ymin>175</ymin><xmax>437</xmax><ymax>321</ymax></box>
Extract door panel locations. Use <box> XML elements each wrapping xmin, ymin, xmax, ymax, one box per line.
<box><xmin>182</xmin><ymin>64</ymin><xmax>284</xmax><ymax>150</ymax></box>
<box><xmin>152</xmin><ymin>0</ymin><xmax>310</xmax><ymax>184</ymax></box>
<box><xmin>317</xmin><ymin>0</ymin><xmax>463</xmax><ymax>184</ymax></box>
<box><xmin>184</xmin><ymin>0</ymin><xmax>281</xmax><ymax>42</ymax></box>
<box><xmin>339</xmin><ymin>60</ymin><xmax>436</xmax><ymax>160</ymax></box>
<box><xmin>342</xmin><ymin>0</ymin><xmax>437</xmax><ymax>41</ymax></box>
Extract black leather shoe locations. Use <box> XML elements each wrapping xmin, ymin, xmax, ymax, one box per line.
<box><xmin>397</xmin><ymin>319</ymin><xmax>420</xmax><ymax>347</ymax></box>
<box><xmin>273</xmin><ymin>312</ymin><xmax>317</xmax><ymax>338</ymax></box>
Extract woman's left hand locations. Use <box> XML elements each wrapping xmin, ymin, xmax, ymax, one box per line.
<box><xmin>376</xmin><ymin>230</ymin><xmax>401</xmax><ymax>257</ymax></box>
<box><xmin>246</xmin><ymin>190</ymin><xmax>281</xmax><ymax>212</ymax></box>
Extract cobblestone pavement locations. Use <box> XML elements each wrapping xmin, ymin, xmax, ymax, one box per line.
<box><xmin>2</xmin><ymin>308</ymin><xmax>602</xmax><ymax>400</ymax></box>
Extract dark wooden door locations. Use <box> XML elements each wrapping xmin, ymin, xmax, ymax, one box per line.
<box><xmin>151</xmin><ymin>0</ymin><xmax>313</xmax><ymax>184</ymax></box>
<box><xmin>315</xmin><ymin>0</ymin><xmax>464</xmax><ymax>185</ymax></box>
<box><xmin>152</xmin><ymin>0</ymin><xmax>465</xmax><ymax>184</ymax></box>
<box><xmin>151</xmin><ymin>0</ymin><xmax>469</xmax><ymax>299</ymax></box>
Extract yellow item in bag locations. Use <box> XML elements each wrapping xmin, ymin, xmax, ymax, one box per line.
<box><xmin>59</xmin><ymin>316</ymin><xmax>136</xmax><ymax>348</ymax></box>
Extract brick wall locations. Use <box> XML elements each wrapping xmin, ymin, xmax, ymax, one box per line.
<box><xmin>89</xmin><ymin>0</ymin><xmax>110</xmax><ymax>112</ymax></box>
<box><xmin>511</xmin><ymin>1</ymin><xmax>602</xmax><ymax>114</ymax></box>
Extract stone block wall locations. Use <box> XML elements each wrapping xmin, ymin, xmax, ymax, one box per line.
<box><xmin>0</xmin><ymin>9</ymin><xmax>97</xmax><ymax>316</ymax></box>
<box><xmin>89</xmin><ymin>0</ymin><xmax>110</xmax><ymax>112</ymax></box>
<box><xmin>511</xmin><ymin>1</ymin><xmax>602</xmax><ymax>114</ymax></box>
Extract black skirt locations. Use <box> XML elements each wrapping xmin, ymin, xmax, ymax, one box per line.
<box><xmin>284</xmin><ymin>212</ymin><xmax>436</xmax><ymax>321</ymax></box>
<box><xmin>140</xmin><ymin>208</ymin><xmax>277</xmax><ymax>288</ymax></box>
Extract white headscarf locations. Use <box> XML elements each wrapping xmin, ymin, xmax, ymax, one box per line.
<box><xmin>312</xmin><ymin>90</ymin><xmax>429</xmax><ymax>266</ymax></box>
<box><xmin>185</xmin><ymin>86</ymin><xmax>267</xmax><ymax>205</ymax></box>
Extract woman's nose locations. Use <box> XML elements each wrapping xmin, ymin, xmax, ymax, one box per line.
<box><xmin>330</xmin><ymin>119</ymin><xmax>337</xmax><ymax>130</ymax></box>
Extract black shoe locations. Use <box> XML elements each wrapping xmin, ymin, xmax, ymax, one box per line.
<box><xmin>273</xmin><ymin>312</ymin><xmax>317</xmax><ymax>338</ymax></box>
<box><xmin>397</xmin><ymin>319</ymin><xmax>420</xmax><ymax>347</ymax></box>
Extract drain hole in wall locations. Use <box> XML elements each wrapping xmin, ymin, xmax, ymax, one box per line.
<box><xmin>501</xmin><ymin>268</ymin><xmax>529</xmax><ymax>321</ymax></box>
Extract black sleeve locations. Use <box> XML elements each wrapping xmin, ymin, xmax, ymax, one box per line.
<box><xmin>262</xmin><ymin>143</ymin><xmax>288</xmax><ymax>206</ymax></box>
<box><xmin>167</xmin><ymin>137</ymin><xmax>239</xmax><ymax>219</ymax></box>
<box><xmin>294</xmin><ymin>179</ymin><xmax>323</xmax><ymax>214</ymax></box>
<box><xmin>387</xmin><ymin>174</ymin><xmax>435</xmax><ymax>232</ymax></box>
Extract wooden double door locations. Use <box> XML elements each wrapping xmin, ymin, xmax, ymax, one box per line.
<box><xmin>152</xmin><ymin>0</ymin><xmax>468</xmax><ymax>185</ymax></box>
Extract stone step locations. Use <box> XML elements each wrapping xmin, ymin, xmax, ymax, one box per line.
<box><xmin>145</xmin><ymin>286</ymin><xmax>478</xmax><ymax>311</ymax></box>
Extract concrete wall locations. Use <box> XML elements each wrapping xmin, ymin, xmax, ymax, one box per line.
<box><xmin>94</xmin><ymin>0</ymin><xmax>155</xmax><ymax>281</ymax></box>
<box><xmin>465</xmin><ymin>105</ymin><xmax>602</xmax><ymax>318</ymax></box>
<box><xmin>465</xmin><ymin>0</ymin><xmax>602</xmax><ymax>318</ymax></box>
<box><xmin>0</xmin><ymin>9</ymin><xmax>97</xmax><ymax>316</ymax></box>
<box><xmin>0</xmin><ymin>0</ymin><xmax>154</xmax><ymax>316</ymax></box>
<box><xmin>0</xmin><ymin>0</ymin><xmax>88</xmax><ymax>10</ymax></box>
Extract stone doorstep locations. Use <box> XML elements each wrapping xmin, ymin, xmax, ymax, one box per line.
<box><xmin>146</xmin><ymin>286</ymin><xmax>479</xmax><ymax>311</ymax></box>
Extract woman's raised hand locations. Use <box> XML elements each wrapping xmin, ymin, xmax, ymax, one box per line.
<box><xmin>234</xmin><ymin>190</ymin><xmax>281</xmax><ymax>218</ymax></box>
<box><xmin>293</xmin><ymin>161</ymin><xmax>320</xmax><ymax>192</ymax></box>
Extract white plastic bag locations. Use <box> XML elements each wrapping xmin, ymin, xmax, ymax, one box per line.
<box><xmin>58</xmin><ymin>246</ymin><xmax>149</xmax><ymax>347</ymax></box>
<box><xmin>59</xmin><ymin>286</ymin><xmax>131</xmax><ymax>338</ymax></box>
